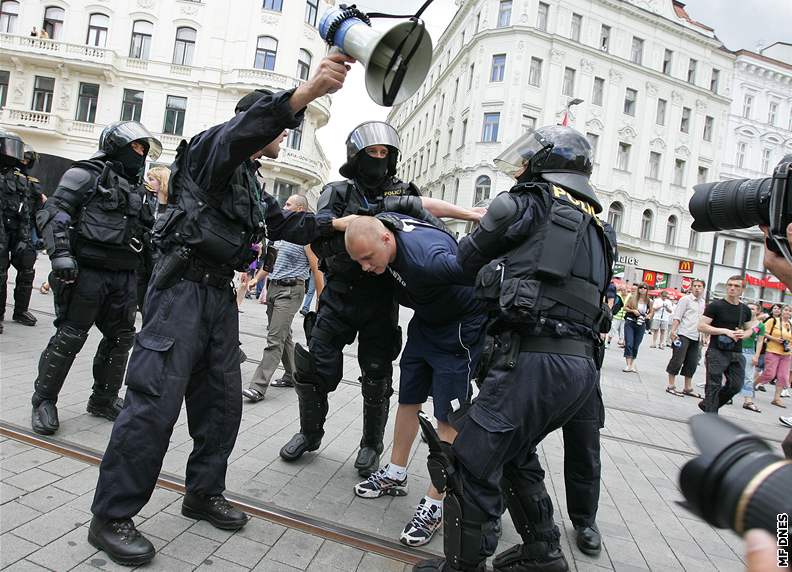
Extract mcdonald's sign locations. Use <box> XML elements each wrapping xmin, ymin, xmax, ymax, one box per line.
<box><xmin>678</xmin><ymin>260</ymin><xmax>694</xmax><ymax>274</ymax></box>
<box><xmin>642</xmin><ymin>270</ymin><xmax>656</xmax><ymax>287</ymax></box>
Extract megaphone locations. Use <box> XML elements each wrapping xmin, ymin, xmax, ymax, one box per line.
<box><xmin>319</xmin><ymin>6</ymin><xmax>433</xmax><ymax>107</ymax></box>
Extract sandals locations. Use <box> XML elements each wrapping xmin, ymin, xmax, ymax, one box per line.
<box><xmin>743</xmin><ymin>402</ymin><xmax>761</xmax><ymax>413</ymax></box>
<box><xmin>772</xmin><ymin>400</ymin><xmax>788</xmax><ymax>408</ymax></box>
<box><xmin>665</xmin><ymin>387</ymin><xmax>685</xmax><ymax>397</ymax></box>
<box><xmin>681</xmin><ymin>389</ymin><xmax>703</xmax><ymax>399</ymax></box>
<box><xmin>242</xmin><ymin>388</ymin><xmax>265</xmax><ymax>402</ymax></box>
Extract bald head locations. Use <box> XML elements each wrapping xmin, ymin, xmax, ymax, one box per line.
<box><xmin>285</xmin><ymin>194</ymin><xmax>309</xmax><ymax>212</ymax></box>
<box><xmin>345</xmin><ymin>217</ymin><xmax>396</xmax><ymax>275</ymax></box>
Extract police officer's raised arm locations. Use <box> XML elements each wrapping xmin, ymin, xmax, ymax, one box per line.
<box><xmin>310</xmin><ymin>183</ymin><xmax>349</xmax><ymax>258</ymax></box>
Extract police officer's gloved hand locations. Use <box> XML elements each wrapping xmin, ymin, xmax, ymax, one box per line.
<box><xmin>51</xmin><ymin>254</ymin><xmax>78</xmax><ymax>283</ymax></box>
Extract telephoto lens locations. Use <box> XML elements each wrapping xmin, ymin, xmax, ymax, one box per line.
<box><xmin>688</xmin><ymin>177</ymin><xmax>773</xmax><ymax>232</ymax></box>
<box><xmin>680</xmin><ymin>415</ymin><xmax>792</xmax><ymax>536</ymax></box>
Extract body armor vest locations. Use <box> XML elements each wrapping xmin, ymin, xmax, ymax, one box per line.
<box><xmin>476</xmin><ymin>183</ymin><xmax>614</xmax><ymax>339</ymax></box>
<box><xmin>320</xmin><ymin>178</ymin><xmax>417</xmax><ymax>283</ymax></box>
<box><xmin>1</xmin><ymin>168</ymin><xmax>31</xmax><ymax>230</ymax></box>
<box><xmin>153</xmin><ymin>140</ymin><xmax>266</xmax><ymax>272</ymax></box>
<box><xmin>70</xmin><ymin>159</ymin><xmax>148</xmax><ymax>270</ymax></box>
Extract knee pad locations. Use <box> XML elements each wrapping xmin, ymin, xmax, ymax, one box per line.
<box><xmin>15</xmin><ymin>267</ymin><xmax>35</xmax><ymax>287</ymax></box>
<box><xmin>360</xmin><ymin>375</ymin><xmax>392</xmax><ymax>406</ymax></box>
<box><xmin>502</xmin><ymin>475</ymin><xmax>560</xmax><ymax>548</ymax></box>
<box><xmin>294</xmin><ymin>343</ymin><xmax>317</xmax><ymax>379</ymax></box>
<box><xmin>54</xmin><ymin>325</ymin><xmax>90</xmax><ymax>356</ymax></box>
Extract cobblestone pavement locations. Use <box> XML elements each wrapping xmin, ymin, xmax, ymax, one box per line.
<box><xmin>3</xmin><ymin>260</ymin><xmax>787</xmax><ymax>570</ymax></box>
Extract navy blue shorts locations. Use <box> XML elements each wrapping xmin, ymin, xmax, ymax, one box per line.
<box><xmin>398</xmin><ymin>314</ymin><xmax>486</xmax><ymax>422</ymax></box>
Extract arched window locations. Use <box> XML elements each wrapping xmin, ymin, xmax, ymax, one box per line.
<box><xmin>607</xmin><ymin>201</ymin><xmax>623</xmax><ymax>232</ymax></box>
<box><xmin>0</xmin><ymin>1</ymin><xmax>19</xmax><ymax>34</ymax></box>
<box><xmin>173</xmin><ymin>27</ymin><xmax>196</xmax><ymax>65</ymax></box>
<box><xmin>453</xmin><ymin>178</ymin><xmax>460</xmax><ymax>203</ymax></box>
<box><xmin>129</xmin><ymin>20</ymin><xmax>153</xmax><ymax>59</ymax></box>
<box><xmin>43</xmin><ymin>6</ymin><xmax>64</xmax><ymax>39</ymax></box>
<box><xmin>440</xmin><ymin>183</ymin><xmax>446</xmax><ymax>201</ymax></box>
<box><xmin>665</xmin><ymin>215</ymin><xmax>678</xmax><ymax>245</ymax></box>
<box><xmin>474</xmin><ymin>175</ymin><xmax>491</xmax><ymax>205</ymax></box>
<box><xmin>641</xmin><ymin>209</ymin><xmax>653</xmax><ymax>240</ymax></box>
<box><xmin>86</xmin><ymin>13</ymin><xmax>109</xmax><ymax>47</ymax></box>
<box><xmin>297</xmin><ymin>49</ymin><xmax>312</xmax><ymax>81</ymax></box>
<box><xmin>254</xmin><ymin>36</ymin><xmax>277</xmax><ymax>70</ymax></box>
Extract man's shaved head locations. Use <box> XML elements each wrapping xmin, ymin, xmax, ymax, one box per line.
<box><xmin>345</xmin><ymin>217</ymin><xmax>396</xmax><ymax>274</ymax></box>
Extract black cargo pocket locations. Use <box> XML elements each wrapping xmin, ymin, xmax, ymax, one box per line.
<box><xmin>78</xmin><ymin>208</ymin><xmax>127</xmax><ymax>245</ymax></box>
<box><xmin>197</xmin><ymin>213</ymin><xmax>243</xmax><ymax>263</ymax></box>
<box><xmin>475</xmin><ymin>260</ymin><xmax>504</xmax><ymax>303</ymax></box>
<box><xmin>125</xmin><ymin>332</ymin><xmax>175</xmax><ymax>397</ymax></box>
<box><xmin>500</xmin><ymin>278</ymin><xmax>540</xmax><ymax>313</ymax></box>
<box><xmin>457</xmin><ymin>405</ymin><xmax>516</xmax><ymax>481</ymax></box>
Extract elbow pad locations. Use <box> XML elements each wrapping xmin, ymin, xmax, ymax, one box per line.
<box><xmin>382</xmin><ymin>196</ymin><xmax>422</xmax><ymax>216</ymax></box>
<box><xmin>467</xmin><ymin>192</ymin><xmax>521</xmax><ymax>258</ymax></box>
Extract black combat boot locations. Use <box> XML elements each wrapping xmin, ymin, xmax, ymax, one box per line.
<box><xmin>574</xmin><ymin>524</ymin><xmax>601</xmax><ymax>556</ymax></box>
<box><xmin>492</xmin><ymin>543</ymin><xmax>569</xmax><ymax>572</ymax></box>
<box><xmin>413</xmin><ymin>558</ymin><xmax>487</xmax><ymax>572</ymax></box>
<box><xmin>357</xmin><ymin>375</ymin><xmax>392</xmax><ymax>477</ymax></box>
<box><xmin>12</xmin><ymin>310</ymin><xmax>37</xmax><ymax>326</ymax></box>
<box><xmin>86</xmin><ymin>397</ymin><xmax>124</xmax><ymax>421</ymax></box>
<box><xmin>181</xmin><ymin>493</ymin><xmax>248</xmax><ymax>530</ymax></box>
<box><xmin>31</xmin><ymin>395</ymin><xmax>59</xmax><ymax>435</ymax></box>
<box><xmin>88</xmin><ymin>516</ymin><xmax>155</xmax><ymax>566</ymax></box>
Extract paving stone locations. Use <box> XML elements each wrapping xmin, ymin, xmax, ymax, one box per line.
<box><xmin>188</xmin><ymin>518</ymin><xmax>237</xmax><ymax>543</ymax></box>
<box><xmin>0</xmin><ymin>532</ymin><xmax>39</xmax><ymax>568</ymax></box>
<box><xmin>212</xmin><ymin>531</ymin><xmax>270</xmax><ymax>568</ymax></box>
<box><xmin>17</xmin><ymin>483</ymin><xmax>77</xmax><ymax>513</ymax></box>
<box><xmin>138</xmin><ymin>487</ymin><xmax>182</xmax><ymax>519</ymax></box>
<box><xmin>195</xmin><ymin>556</ymin><xmax>251</xmax><ymax>572</ymax></box>
<box><xmin>0</xmin><ymin>500</ymin><xmax>42</xmax><ymax>534</ymax></box>
<box><xmin>135</xmin><ymin>552</ymin><xmax>195</xmax><ymax>572</ymax></box>
<box><xmin>14</xmin><ymin>504</ymin><xmax>91</xmax><ymax>546</ymax></box>
<box><xmin>137</xmin><ymin>511</ymin><xmax>194</xmax><ymax>542</ymax></box>
<box><xmin>1</xmin><ymin>559</ymin><xmax>52</xmax><ymax>572</ymax></box>
<box><xmin>26</xmin><ymin>526</ymin><xmax>98</xmax><ymax>570</ymax></box>
<box><xmin>357</xmin><ymin>553</ymin><xmax>408</xmax><ymax>572</ymax></box>
<box><xmin>161</xmin><ymin>530</ymin><xmax>221</xmax><ymax>565</ymax></box>
<box><xmin>52</xmin><ymin>466</ymin><xmax>100</xmax><ymax>495</ymax></box>
<box><xmin>40</xmin><ymin>456</ymin><xmax>94</xmax><ymax>477</ymax></box>
<box><xmin>252</xmin><ymin>558</ymin><xmax>303</xmax><ymax>572</ymax></box>
<box><xmin>0</xmin><ymin>439</ymin><xmax>30</xmax><ymax>460</ymax></box>
<box><xmin>235</xmin><ymin>516</ymin><xmax>287</xmax><ymax>546</ymax></box>
<box><xmin>0</xmin><ymin>448</ymin><xmax>60</xmax><ymax>473</ymax></box>
<box><xmin>306</xmin><ymin>540</ymin><xmax>365</xmax><ymax>571</ymax></box>
<box><xmin>265</xmin><ymin>529</ymin><xmax>323</xmax><ymax>569</ymax></box>
<box><xmin>2</xmin><ymin>467</ymin><xmax>61</xmax><ymax>493</ymax></box>
<box><xmin>0</xmin><ymin>481</ymin><xmax>26</xmax><ymax>504</ymax></box>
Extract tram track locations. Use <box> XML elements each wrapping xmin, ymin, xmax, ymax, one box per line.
<box><xmin>0</xmin><ymin>421</ymin><xmax>434</xmax><ymax>566</ymax></box>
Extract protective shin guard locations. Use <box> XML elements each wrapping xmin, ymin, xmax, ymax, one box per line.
<box><xmin>13</xmin><ymin>267</ymin><xmax>35</xmax><ymax>312</ymax></box>
<box><xmin>442</xmin><ymin>492</ymin><xmax>493</xmax><ymax>571</ymax></box>
<box><xmin>494</xmin><ymin>479</ymin><xmax>568</xmax><ymax>572</ymax></box>
<box><xmin>294</xmin><ymin>378</ymin><xmax>329</xmax><ymax>440</ymax></box>
<box><xmin>90</xmin><ymin>331</ymin><xmax>135</xmax><ymax>403</ymax></box>
<box><xmin>357</xmin><ymin>376</ymin><xmax>393</xmax><ymax>475</ymax></box>
<box><xmin>33</xmin><ymin>326</ymin><xmax>89</xmax><ymax>404</ymax></box>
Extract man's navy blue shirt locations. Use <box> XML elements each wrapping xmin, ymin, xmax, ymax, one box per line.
<box><xmin>385</xmin><ymin>215</ymin><xmax>483</xmax><ymax>326</ymax></box>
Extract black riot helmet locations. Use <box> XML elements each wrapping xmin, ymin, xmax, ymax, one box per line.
<box><xmin>339</xmin><ymin>121</ymin><xmax>401</xmax><ymax>179</ymax></box>
<box><xmin>92</xmin><ymin>121</ymin><xmax>162</xmax><ymax>161</ymax></box>
<box><xmin>495</xmin><ymin>125</ymin><xmax>602</xmax><ymax>213</ymax></box>
<box><xmin>23</xmin><ymin>144</ymin><xmax>38</xmax><ymax>169</ymax></box>
<box><xmin>0</xmin><ymin>128</ymin><xmax>25</xmax><ymax>168</ymax></box>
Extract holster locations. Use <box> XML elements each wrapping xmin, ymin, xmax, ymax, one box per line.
<box><xmin>153</xmin><ymin>247</ymin><xmax>191</xmax><ymax>290</ymax></box>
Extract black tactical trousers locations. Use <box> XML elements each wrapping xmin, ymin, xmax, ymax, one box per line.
<box><xmin>92</xmin><ymin>277</ymin><xmax>241</xmax><ymax>520</ymax></box>
<box><xmin>524</xmin><ymin>378</ymin><xmax>604</xmax><ymax>529</ymax></box>
<box><xmin>33</xmin><ymin>266</ymin><xmax>137</xmax><ymax>404</ymax></box>
<box><xmin>452</xmin><ymin>348</ymin><xmax>598</xmax><ymax>561</ymax></box>
<box><xmin>299</xmin><ymin>281</ymin><xmax>400</xmax><ymax>442</ymax></box>
<box><xmin>0</xmin><ymin>225</ymin><xmax>36</xmax><ymax>317</ymax></box>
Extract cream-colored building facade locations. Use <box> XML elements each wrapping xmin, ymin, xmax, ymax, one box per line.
<box><xmin>0</xmin><ymin>0</ymin><xmax>335</xmax><ymax>204</ymax></box>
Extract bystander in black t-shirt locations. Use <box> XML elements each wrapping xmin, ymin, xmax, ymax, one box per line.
<box><xmin>703</xmin><ymin>298</ymin><xmax>752</xmax><ymax>350</ymax></box>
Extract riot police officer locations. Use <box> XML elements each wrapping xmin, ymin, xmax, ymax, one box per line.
<box><xmin>279</xmin><ymin>121</ymin><xmax>461</xmax><ymax>477</ymax></box>
<box><xmin>89</xmin><ymin>54</ymin><xmax>353</xmax><ymax>567</ymax></box>
<box><xmin>0</xmin><ymin>130</ymin><xmax>38</xmax><ymax>332</ymax></box>
<box><xmin>30</xmin><ymin>121</ymin><xmax>161</xmax><ymax>436</ymax></box>
<box><xmin>414</xmin><ymin>126</ymin><xmax>616</xmax><ymax>572</ymax></box>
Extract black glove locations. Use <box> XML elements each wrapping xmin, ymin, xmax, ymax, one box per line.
<box><xmin>51</xmin><ymin>254</ymin><xmax>78</xmax><ymax>283</ymax></box>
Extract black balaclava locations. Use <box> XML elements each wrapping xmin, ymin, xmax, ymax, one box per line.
<box><xmin>113</xmin><ymin>143</ymin><xmax>147</xmax><ymax>181</ymax></box>
<box><xmin>357</xmin><ymin>152</ymin><xmax>389</xmax><ymax>190</ymax></box>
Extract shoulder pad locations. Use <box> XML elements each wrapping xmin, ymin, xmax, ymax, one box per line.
<box><xmin>406</xmin><ymin>181</ymin><xmax>421</xmax><ymax>197</ymax></box>
<box><xmin>480</xmin><ymin>191</ymin><xmax>520</xmax><ymax>233</ymax></box>
<box><xmin>58</xmin><ymin>167</ymin><xmax>95</xmax><ymax>192</ymax></box>
<box><xmin>317</xmin><ymin>180</ymin><xmax>350</xmax><ymax>211</ymax></box>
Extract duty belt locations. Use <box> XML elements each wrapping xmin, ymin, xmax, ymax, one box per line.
<box><xmin>181</xmin><ymin>264</ymin><xmax>232</xmax><ymax>289</ymax></box>
<box><xmin>519</xmin><ymin>336</ymin><xmax>595</xmax><ymax>360</ymax></box>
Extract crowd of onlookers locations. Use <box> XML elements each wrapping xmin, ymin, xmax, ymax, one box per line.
<box><xmin>606</xmin><ymin>277</ymin><xmax>792</xmax><ymax>425</ymax></box>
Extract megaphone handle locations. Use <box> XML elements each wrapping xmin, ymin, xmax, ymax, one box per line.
<box><xmin>325</xmin><ymin>46</ymin><xmax>350</xmax><ymax>94</ymax></box>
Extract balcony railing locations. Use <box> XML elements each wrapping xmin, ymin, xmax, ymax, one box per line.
<box><xmin>1</xmin><ymin>33</ymin><xmax>112</xmax><ymax>64</ymax></box>
<box><xmin>0</xmin><ymin>107</ymin><xmax>59</xmax><ymax>131</ymax></box>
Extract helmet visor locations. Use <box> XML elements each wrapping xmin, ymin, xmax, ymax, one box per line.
<box><xmin>111</xmin><ymin>122</ymin><xmax>163</xmax><ymax>161</ymax></box>
<box><xmin>0</xmin><ymin>136</ymin><xmax>25</xmax><ymax>162</ymax></box>
<box><xmin>347</xmin><ymin>122</ymin><xmax>401</xmax><ymax>155</ymax></box>
<box><xmin>494</xmin><ymin>130</ymin><xmax>553</xmax><ymax>177</ymax></box>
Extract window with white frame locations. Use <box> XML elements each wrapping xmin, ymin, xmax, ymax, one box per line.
<box><xmin>32</xmin><ymin>76</ymin><xmax>54</xmax><ymax>112</ymax></box>
<box><xmin>617</xmin><ymin>142</ymin><xmax>631</xmax><ymax>170</ymax></box>
<box><xmin>666</xmin><ymin>216</ymin><xmax>678</xmax><ymax>245</ymax></box>
<box><xmin>0</xmin><ymin>0</ymin><xmax>18</xmax><ymax>33</ymax></box>
<box><xmin>630</xmin><ymin>37</ymin><xmax>644</xmax><ymax>65</ymax></box>
<box><xmin>173</xmin><ymin>27</ymin><xmax>196</xmax><ymax>65</ymax></box>
<box><xmin>703</xmin><ymin>116</ymin><xmax>714</xmax><ymax>142</ymax></box>
<box><xmin>769</xmin><ymin>101</ymin><xmax>779</xmax><ymax>126</ymax></box>
<box><xmin>0</xmin><ymin>70</ymin><xmax>9</xmax><ymax>108</ymax></box>
<box><xmin>762</xmin><ymin>148</ymin><xmax>772</xmax><ymax>173</ymax></box>
<box><xmin>592</xmin><ymin>77</ymin><xmax>604</xmax><ymax>106</ymax></box>
<box><xmin>656</xmin><ymin>98</ymin><xmax>667</xmax><ymax>125</ymax></box>
<box><xmin>305</xmin><ymin>0</ymin><xmax>319</xmax><ymax>26</ymax></box>
<box><xmin>570</xmin><ymin>13</ymin><xmax>582</xmax><ymax>41</ymax></box>
<box><xmin>490</xmin><ymin>54</ymin><xmax>506</xmax><ymax>82</ymax></box>
<box><xmin>43</xmin><ymin>6</ymin><xmax>65</xmax><ymax>39</ymax></box>
<box><xmin>536</xmin><ymin>2</ymin><xmax>549</xmax><ymax>31</ymax></box>
<box><xmin>481</xmin><ymin>113</ymin><xmax>500</xmax><ymax>142</ymax></box>
<box><xmin>710</xmin><ymin>68</ymin><xmax>720</xmax><ymax>93</ymax></box>
<box><xmin>497</xmin><ymin>0</ymin><xmax>511</xmax><ymax>28</ymax></box>
<box><xmin>263</xmin><ymin>0</ymin><xmax>283</xmax><ymax>11</ymax></box>
<box><xmin>662</xmin><ymin>49</ymin><xmax>673</xmax><ymax>75</ymax></box>
<box><xmin>648</xmin><ymin>151</ymin><xmax>661</xmax><ymax>179</ymax></box>
<box><xmin>599</xmin><ymin>25</ymin><xmax>610</xmax><ymax>51</ymax></box>
<box><xmin>254</xmin><ymin>36</ymin><xmax>277</xmax><ymax>70</ymax></box>
<box><xmin>586</xmin><ymin>132</ymin><xmax>599</xmax><ymax>161</ymax></box>
<box><xmin>562</xmin><ymin>67</ymin><xmax>575</xmax><ymax>96</ymax></box>
<box><xmin>75</xmin><ymin>83</ymin><xmax>99</xmax><ymax>123</ymax></box>
<box><xmin>607</xmin><ymin>202</ymin><xmax>623</xmax><ymax>232</ymax></box>
<box><xmin>474</xmin><ymin>175</ymin><xmax>491</xmax><ymax>204</ymax></box>
<box><xmin>641</xmin><ymin>210</ymin><xmax>653</xmax><ymax>240</ymax></box>
<box><xmin>286</xmin><ymin>124</ymin><xmax>302</xmax><ymax>150</ymax></box>
<box><xmin>528</xmin><ymin>57</ymin><xmax>542</xmax><ymax>87</ymax></box>
<box><xmin>129</xmin><ymin>20</ymin><xmax>153</xmax><ymax>59</ymax></box>
<box><xmin>736</xmin><ymin>142</ymin><xmax>747</xmax><ymax>168</ymax></box>
<box><xmin>697</xmin><ymin>166</ymin><xmax>708</xmax><ymax>184</ymax></box>
<box><xmin>742</xmin><ymin>94</ymin><xmax>753</xmax><ymax>119</ymax></box>
<box><xmin>86</xmin><ymin>13</ymin><xmax>109</xmax><ymax>47</ymax></box>
<box><xmin>297</xmin><ymin>49</ymin><xmax>312</xmax><ymax>81</ymax></box>
<box><xmin>687</xmin><ymin>59</ymin><xmax>697</xmax><ymax>84</ymax></box>
<box><xmin>163</xmin><ymin>95</ymin><xmax>187</xmax><ymax>135</ymax></box>
<box><xmin>623</xmin><ymin>88</ymin><xmax>637</xmax><ymax>116</ymax></box>
<box><xmin>680</xmin><ymin>107</ymin><xmax>691</xmax><ymax>133</ymax></box>
<box><xmin>673</xmin><ymin>158</ymin><xmax>686</xmax><ymax>186</ymax></box>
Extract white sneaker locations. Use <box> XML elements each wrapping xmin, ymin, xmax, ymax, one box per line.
<box><xmin>782</xmin><ymin>389</ymin><xmax>790</xmax><ymax>398</ymax></box>
<box><xmin>354</xmin><ymin>467</ymin><xmax>408</xmax><ymax>499</ymax></box>
<box><xmin>400</xmin><ymin>498</ymin><xmax>442</xmax><ymax>547</ymax></box>
<box><xmin>780</xmin><ymin>416</ymin><xmax>792</xmax><ymax>429</ymax></box>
